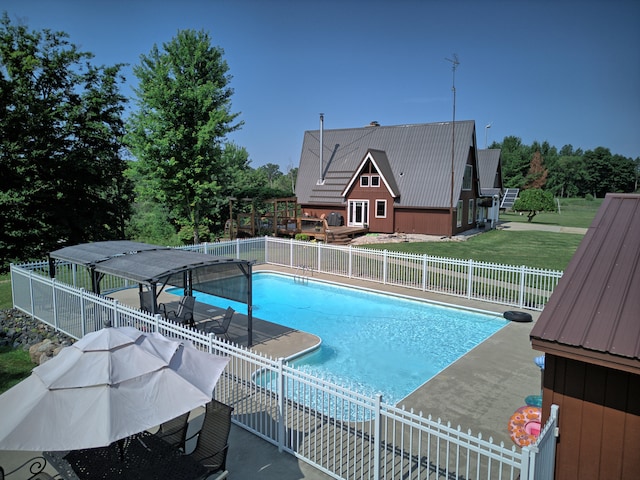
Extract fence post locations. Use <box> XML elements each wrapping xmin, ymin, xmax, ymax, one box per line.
<box><xmin>317</xmin><ymin>242</ymin><xmax>322</xmax><ymax>273</ymax></box>
<box><xmin>519</xmin><ymin>445</ymin><xmax>533</xmax><ymax>480</ymax></box>
<box><xmin>112</xmin><ymin>299</ymin><xmax>120</xmax><ymax>328</ymax></box>
<box><xmin>277</xmin><ymin>357</ymin><xmax>286</xmax><ymax>453</ymax></box>
<box><xmin>421</xmin><ymin>255</ymin><xmax>427</xmax><ymax>291</ymax></box>
<box><xmin>467</xmin><ymin>259</ymin><xmax>474</xmax><ymax>299</ymax></box>
<box><xmin>519</xmin><ymin>265</ymin><xmax>526</xmax><ymax>308</ymax></box>
<box><xmin>80</xmin><ymin>289</ymin><xmax>87</xmax><ymax>337</ymax></box>
<box><xmin>373</xmin><ymin>394</ymin><xmax>382</xmax><ymax>480</ymax></box>
<box><xmin>28</xmin><ymin>270</ymin><xmax>35</xmax><ymax>317</ymax></box>
<box><xmin>289</xmin><ymin>238</ymin><xmax>294</xmax><ymax>268</ymax></box>
<box><xmin>383</xmin><ymin>250</ymin><xmax>388</xmax><ymax>284</ymax></box>
<box><xmin>52</xmin><ymin>278</ymin><xmax>58</xmax><ymax>330</ymax></box>
<box><xmin>348</xmin><ymin>245</ymin><xmax>353</xmax><ymax>278</ymax></box>
<box><xmin>264</xmin><ymin>236</ymin><xmax>270</xmax><ymax>263</ymax></box>
<box><xmin>235</xmin><ymin>238</ymin><xmax>241</xmax><ymax>259</ymax></box>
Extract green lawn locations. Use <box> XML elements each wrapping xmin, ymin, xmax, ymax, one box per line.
<box><xmin>0</xmin><ymin>273</ymin><xmax>11</xmax><ymax>311</ymax></box>
<box><xmin>500</xmin><ymin>197</ymin><xmax>602</xmax><ymax>228</ymax></box>
<box><xmin>0</xmin><ymin>347</ymin><xmax>33</xmax><ymax>394</ymax></box>
<box><xmin>361</xmin><ymin>230</ymin><xmax>582</xmax><ymax>271</ymax></box>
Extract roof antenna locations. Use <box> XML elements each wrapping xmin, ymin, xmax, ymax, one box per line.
<box><xmin>445</xmin><ymin>54</ymin><xmax>459</xmax><ymax>238</ymax></box>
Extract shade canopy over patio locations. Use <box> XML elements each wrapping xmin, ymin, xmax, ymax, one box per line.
<box><xmin>49</xmin><ymin>241</ymin><xmax>255</xmax><ymax>345</ymax></box>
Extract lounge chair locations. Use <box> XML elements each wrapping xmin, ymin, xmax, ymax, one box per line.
<box><xmin>186</xmin><ymin>400</ymin><xmax>233</xmax><ymax>480</ymax></box>
<box><xmin>159</xmin><ymin>296</ymin><xmax>195</xmax><ymax>327</ymax></box>
<box><xmin>202</xmin><ymin>307</ymin><xmax>234</xmax><ymax>340</ymax></box>
<box><xmin>156</xmin><ymin>411</ymin><xmax>190</xmax><ymax>451</ymax></box>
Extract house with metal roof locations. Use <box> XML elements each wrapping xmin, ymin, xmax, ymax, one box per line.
<box><xmin>530</xmin><ymin>193</ymin><xmax>640</xmax><ymax>479</ymax></box>
<box><xmin>476</xmin><ymin>148</ymin><xmax>504</xmax><ymax>228</ymax></box>
<box><xmin>294</xmin><ymin>119</ymin><xmax>486</xmax><ymax>237</ymax></box>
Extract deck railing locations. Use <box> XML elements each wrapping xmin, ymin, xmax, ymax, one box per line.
<box><xmin>10</xmin><ymin>262</ymin><xmax>558</xmax><ymax>479</ymax></box>
<box><xmin>183</xmin><ymin>237</ymin><xmax>562</xmax><ymax>311</ymax></box>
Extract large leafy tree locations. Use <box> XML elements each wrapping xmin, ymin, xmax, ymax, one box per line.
<box><xmin>126</xmin><ymin>29</ymin><xmax>243</xmax><ymax>244</ymax></box>
<box><xmin>0</xmin><ymin>14</ymin><xmax>131</xmax><ymax>269</ymax></box>
<box><xmin>513</xmin><ymin>188</ymin><xmax>556</xmax><ymax>222</ymax></box>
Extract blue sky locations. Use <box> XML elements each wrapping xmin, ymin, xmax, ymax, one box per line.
<box><xmin>3</xmin><ymin>0</ymin><xmax>639</xmax><ymax>170</ymax></box>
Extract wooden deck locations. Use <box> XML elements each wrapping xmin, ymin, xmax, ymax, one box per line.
<box><xmin>307</xmin><ymin>225</ymin><xmax>369</xmax><ymax>244</ymax></box>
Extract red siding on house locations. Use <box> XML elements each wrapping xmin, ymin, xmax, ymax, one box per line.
<box><xmin>347</xmin><ymin>175</ymin><xmax>395</xmax><ymax>233</ymax></box>
<box><xmin>394</xmin><ymin>208</ymin><xmax>451</xmax><ymax>235</ymax></box>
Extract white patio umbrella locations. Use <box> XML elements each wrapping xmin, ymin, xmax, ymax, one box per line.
<box><xmin>0</xmin><ymin>326</ymin><xmax>229</xmax><ymax>451</ymax></box>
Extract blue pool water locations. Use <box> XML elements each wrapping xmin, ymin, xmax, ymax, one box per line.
<box><xmin>173</xmin><ymin>272</ymin><xmax>506</xmax><ymax>404</ymax></box>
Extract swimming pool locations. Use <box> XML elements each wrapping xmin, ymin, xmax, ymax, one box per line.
<box><xmin>174</xmin><ymin>272</ymin><xmax>507</xmax><ymax>405</ymax></box>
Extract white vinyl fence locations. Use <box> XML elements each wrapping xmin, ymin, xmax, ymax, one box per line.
<box><xmin>183</xmin><ymin>237</ymin><xmax>561</xmax><ymax>311</ymax></box>
<box><xmin>10</xmin><ymin>261</ymin><xmax>558</xmax><ymax>479</ymax></box>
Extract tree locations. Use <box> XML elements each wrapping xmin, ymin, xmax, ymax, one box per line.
<box><xmin>126</xmin><ymin>29</ymin><xmax>243</xmax><ymax>244</ymax></box>
<box><xmin>513</xmin><ymin>189</ymin><xmax>556</xmax><ymax>222</ymax></box>
<box><xmin>497</xmin><ymin>136</ymin><xmax>531</xmax><ymax>188</ymax></box>
<box><xmin>257</xmin><ymin>163</ymin><xmax>283</xmax><ymax>188</ymax></box>
<box><xmin>0</xmin><ymin>14</ymin><xmax>131</xmax><ymax>270</ymax></box>
<box><xmin>582</xmin><ymin>147</ymin><xmax>636</xmax><ymax>197</ymax></box>
<box><xmin>524</xmin><ymin>150</ymin><xmax>548</xmax><ymax>189</ymax></box>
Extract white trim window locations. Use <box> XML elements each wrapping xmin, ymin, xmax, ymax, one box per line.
<box><xmin>360</xmin><ymin>176</ymin><xmax>370</xmax><ymax>187</ymax></box>
<box><xmin>456</xmin><ymin>200</ymin><xmax>463</xmax><ymax>227</ymax></box>
<box><xmin>468</xmin><ymin>199</ymin><xmax>474</xmax><ymax>225</ymax></box>
<box><xmin>370</xmin><ymin>175</ymin><xmax>380</xmax><ymax>187</ymax></box>
<box><xmin>375</xmin><ymin>199</ymin><xmax>387</xmax><ymax>218</ymax></box>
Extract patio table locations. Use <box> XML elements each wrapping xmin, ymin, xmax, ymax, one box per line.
<box><xmin>44</xmin><ymin>431</ymin><xmax>208</xmax><ymax>480</ymax></box>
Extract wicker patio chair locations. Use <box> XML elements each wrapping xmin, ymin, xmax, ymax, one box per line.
<box><xmin>186</xmin><ymin>400</ymin><xmax>234</xmax><ymax>478</ymax></box>
<box><xmin>156</xmin><ymin>411</ymin><xmax>190</xmax><ymax>451</ymax></box>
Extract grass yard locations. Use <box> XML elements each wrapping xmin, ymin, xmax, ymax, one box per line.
<box><xmin>500</xmin><ymin>196</ymin><xmax>603</xmax><ymax>228</ymax></box>
<box><xmin>362</xmin><ymin>230</ymin><xmax>582</xmax><ymax>271</ymax></box>
<box><xmin>0</xmin><ymin>347</ymin><xmax>33</xmax><ymax>394</ymax></box>
<box><xmin>0</xmin><ymin>273</ymin><xmax>11</xmax><ymax>310</ymax></box>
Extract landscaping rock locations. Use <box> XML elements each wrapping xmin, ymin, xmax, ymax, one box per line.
<box><xmin>1</xmin><ymin>308</ymin><xmax>75</xmax><ymax>364</ymax></box>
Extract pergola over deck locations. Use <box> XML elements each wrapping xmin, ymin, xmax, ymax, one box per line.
<box><xmin>48</xmin><ymin>241</ymin><xmax>255</xmax><ymax>345</ymax></box>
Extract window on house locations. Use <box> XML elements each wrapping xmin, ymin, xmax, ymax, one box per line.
<box><xmin>375</xmin><ymin>200</ymin><xmax>386</xmax><ymax>218</ymax></box>
<box><xmin>360</xmin><ymin>176</ymin><xmax>369</xmax><ymax>187</ymax></box>
<box><xmin>462</xmin><ymin>164</ymin><xmax>473</xmax><ymax>191</ymax></box>
<box><xmin>468</xmin><ymin>199</ymin><xmax>474</xmax><ymax>224</ymax></box>
<box><xmin>371</xmin><ymin>175</ymin><xmax>380</xmax><ymax>187</ymax></box>
<box><xmin>456</xmin><ymin>200</ymin><xmax>463</xmax><ymax>227</ymax></box>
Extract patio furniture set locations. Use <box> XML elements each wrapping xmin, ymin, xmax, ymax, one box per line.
<box><xmin>0</xmin><ymin>327</ymin><xmax>234</xmax><ymax>480</ymax></box>
<box><xmin>44</xmin><ymin>400</ymin><xmax>233</xmax><ymax>480</ymax></box>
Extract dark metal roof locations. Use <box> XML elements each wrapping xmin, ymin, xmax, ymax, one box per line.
<box><xmin>50</xmin><ymin>241</ymin><xmax>167</xmax><ymax>266</ymax></box>
<box><xmin>50</xmin><ymin>241</ymin><xmax>250</xmax><ymax>285</ymax></box>
<box><xmin>477</xmin><ymin>149</ymin><xmax>502</xmax><ymax>197</ymax></box>
<box><xmin>93</xmin><ymin>249</ymin><xmax>244</xmax><ymax>285</ymax></box>
<box><xmin>295</xmin><ymin>121</ymin><xmax>477</xmax><ymax>207</ymax></box>
<box><xmin>530</xmin><ymin>194</ymin><xmax>640</xmax><ymax>365</ymax></box>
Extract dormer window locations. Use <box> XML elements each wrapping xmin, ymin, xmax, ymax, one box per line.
<box><xmin>360</xmin><ymin>175</ymin><xmax>380</xmax><ymax>187</ymax></box>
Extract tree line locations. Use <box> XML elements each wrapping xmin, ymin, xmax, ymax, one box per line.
<box><xmin>492</xmin><ymin>136</ymin><xmax>638</xmax><ymax>198</ymax></box>
<box><xmin>0</xmin><ymin>14</ymin><xmax>637</xmax><ymax>270</ymax></box>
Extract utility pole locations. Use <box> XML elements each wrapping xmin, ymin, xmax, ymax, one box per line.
<box><xmin>445</xmin><ymin>54</ymin><xmax>459</xmax><ymax>238</ymax></box>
